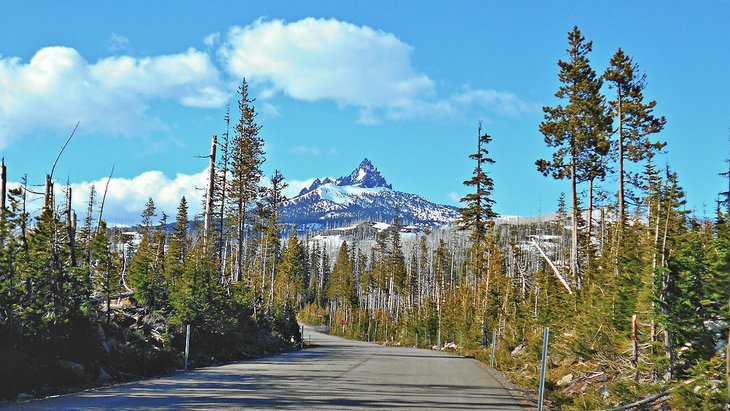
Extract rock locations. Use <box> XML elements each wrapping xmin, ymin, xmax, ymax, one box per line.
<box><xmin>16</xmin><ymin>393</ymin><xmax>33</xmax><ymax>401</ymax></box>
<box><xmin>511</xmin><ymin>344</ymin><xmax>524</xmax><ymax>355</ymax></box>
<box><xmin>600</xmin><ymin>386</ymin><xmax>609</xmax><ymax>400</ymax></box>
<box><xmin>557</xmin><ymin>373</ymin><xmax>573</xmax><ymax>386</ymax></box>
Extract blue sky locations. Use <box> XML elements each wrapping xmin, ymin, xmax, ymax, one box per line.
<box><xmin>0</xmin><ymin>1</ymin><xmax>728</xmax><ymax>224</ymax></box>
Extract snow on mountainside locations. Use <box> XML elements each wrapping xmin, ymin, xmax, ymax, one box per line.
<box><xmin>282</xmin><ymin>158</ymin><xmax>459</xmax><ymax>229</ymax></box>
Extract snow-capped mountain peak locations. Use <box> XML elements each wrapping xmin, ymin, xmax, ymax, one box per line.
<box><xmin>283</xmin><ymin>158</ymin><xmax>458</xmax><ymax>229</ymax></box>
<box><xmin>334</xmin><ymin>158</ymin><xmax>392</xmax><ymax>190</ymax></box>
<box><xmin>298</xmin><ymin>158</ymin><xmax>392</xmax><ymax>197</ymax></box>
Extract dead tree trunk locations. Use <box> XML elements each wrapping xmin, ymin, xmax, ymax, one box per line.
<box><xmin>44</xmin><ymin>174</ymin><xmax>54</xmax><ymax>211</ymax></box>
<box><xmin>1</xmin><ymin>158</ymin><xmax>6</xmax><ymax>212</ymax></box>
<box><xmin>570</xmin><ymin>154</ymin><xmax>580</xmax><ymax>289</ymax></box>
<box><xmin>587</xmin><ymin>177</ymin><xmax>594</xmax><ymax>272</ymax></box>
<box><xmin>203</xmin><ymin>135</ymin><xmax>217</xmax><ymax>249</ymax></box>
<box><xmin>66</xmin><ymin>186</ymin><xmax>77</xmax><ymax>267</ymax></box>
<box><xmin>97</xmin><ymin>164</ymin><xmax>114</xmax><ymax>231</ymax></box>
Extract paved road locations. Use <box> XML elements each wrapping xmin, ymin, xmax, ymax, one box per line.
<box><xmin>7</xmin><ymin>325</ymin><xmax>529</xmax><ymax>410</ymax></box>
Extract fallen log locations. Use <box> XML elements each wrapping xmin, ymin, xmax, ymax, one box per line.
<box><xmin>604</xmin><ymin>389</ymin><xmax>671</xmax><ymax>411</ymax></box>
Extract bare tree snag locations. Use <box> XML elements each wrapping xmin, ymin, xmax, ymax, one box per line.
<box><xmin>97</xmin><ymin>164</ymin><xmax>115</xmax><ymax>232</ymax></box>
<box><xmin>65</xmin><ymin>186</ymin><xmax>77</xmax><ymax>267</ymax></box>
<box><xmin>1</xmin><ymin>157</ymin><xmax>6</xmax><ymax>212</ymax></box>
<box><xmin>44</xmin><ymin>174</ymin><xmax>54</xmax><ymax>211</ymax></box>
<box><xmin>531</xmin><ymin>239</ymin><xmax>572</xmax><ymax>294</ymax></box>
<box><xmin>50</xmin><ymin>121</ymin><xmax>79</xmax><ymax>181</ymax></box>
<box><xmin>203</xmin><ymin>134</ymin><xmax>217</xmax><ymax>246</ymax></box>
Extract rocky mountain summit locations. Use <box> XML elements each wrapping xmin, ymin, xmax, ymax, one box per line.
<box><xmin>282</xmin><ymin>158</ymin><xmax>459</xmax><ymax>229</ymax></box>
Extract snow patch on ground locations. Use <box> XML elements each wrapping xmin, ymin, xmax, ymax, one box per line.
<box><xmin>372</xmin><ymin>222</ymin><xmax>391</xmax><ymax>231</ymax></box>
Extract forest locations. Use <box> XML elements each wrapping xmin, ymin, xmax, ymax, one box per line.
<box><xmin>299</xmin><ymin>26</ymin><xmax>730</xmax><ymax>410</ymax></box>
<box><xmin>0</xmin><ymin>25</ymin><xmax>728</xmax><ymax>410</ymax></box>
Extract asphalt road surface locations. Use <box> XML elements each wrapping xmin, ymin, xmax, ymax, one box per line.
<box><xmin>7</xmin><ymin>325</ymin><xmax>530</xmax><ymax>410</ymax></box>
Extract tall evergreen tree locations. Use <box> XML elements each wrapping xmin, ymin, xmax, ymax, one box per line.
<box><xmin>536</xmin><ymin>26</ymin><xmax>612</xmax><ymax>284</ymax></box>
<box><xmin>277</xmin><ymin>229</ymin><xmax>306</xmax><ymax>307</ymax></box>
<box><xmin>228</xmin><ymin>78</ymin><xmax>265</xmax><ymax>283</ymax></box>
<box><xmin>129</xmin><ymin>198</ymin><xmax>165</xmax><ymax>310</ymax></box>
<box><xmin>90</xmin><ymin>220</ymin><xmax>119</xmax><ymax>324</ymax></box>
<box><xmin>458</xmin><ymin>121</ymin><xmax>498</xmax><ymax>244</ymax></box>
<box><xmin>604</xmin><ymin>48</ymin><xmax>666</xmax><ymax>223</ymax></box>
<box><xmin>166</xmin><ymin>197</ymin><xmax>189</xmax><ymax>290</ymax></box>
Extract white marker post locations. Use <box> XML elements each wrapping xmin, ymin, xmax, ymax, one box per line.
<box><xmin>490</xmin><ymin>330</ymin><xmax>497</xmax><ymax>368</ymax></box>
<box><xmin>538</xmin><ymin>327</ymin><xmax>550</xmax><ymax>411</ymax></box>
<box><xmin>184</xmin><ymin>324</ymin><xmax>191</xmax><ymax>371</ymax></box>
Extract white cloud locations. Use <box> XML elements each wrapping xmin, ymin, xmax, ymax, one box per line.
<box><xmin>67</xmin><ymin>169</ymin><xmax>209</xmax><ymax>225</ymax></box>
<box><xmin>219</xmin><ymin>18</ymin><xmax>437</xmax><ymax>122</ymax></box>
<box><xmin>218</xmin><ymin>17</ymin><xmax>535</xmax><ymax>123</ymax></box>
<box><xmin>203</xmin><ymin>32</ymin><xmax>220</xmax><ymax>48</ymax></box>
<box><xmin>450</xmin><ymin>87</ymin><xmax>538</xmax><ymax>117</ymax></box>
<box><xmin>260</xmin><ymin>102</ymin><xmax>281</xmax><ymax>117</ymax></box>
<box><xmin>0</xmin><ymin>46</ymin><xmax>227</xmax><ymax>149</ymax></box>
<box><xmin>107</xmin><ymin>33</ymin><xmax>131</xmax><ymax>54</ymax></box>
<box><xmin>447</xmin><ymin>191</ymin><xmax>462</xmax><ymax>203</ymax></box>
<box><xmin>283</xmin><ymin>178</ymin><xmax>317</xmax><ymax>199</ymax></box>
<box><xmin>291</xmin><ymin>145</ymin><xmax>321</xmax><ymax>155</ymax></box>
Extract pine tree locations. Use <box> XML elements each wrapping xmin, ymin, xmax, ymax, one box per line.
<box><xmin>458</xmin><ymin>121</ymin><xmax>498</xmax><ymax>244</ymax></box>
<box><xmin>228</xmin><ymin>78</ymin><xmax>265</xmax><ymax>283</ymax></box>
<box><xmin>0</xmin><ymin>187</ymin><xmax>23</xmax><ymax>343</ymax></box>
<box><xmin>388</xmin><ymin>213</ymin><xmax>407</xmax><ymax>296</ymax></box>
<box><xmin>328</xmin><ymin>241</ymin><xmax>356</xmax><ymax>308</ymax></box>
<box><xmin>277</xmin><ymin>229</ymin><xmax>306</xmax><ymax>307</ymax></box>
<box><xmin>536</xmin><ymin>26</ymin><xmax>612</xmax><ymax>285</ymax></box>
<box><xmin>90</xmin><ymin>220</ymin><xmax>119</xmax><ymax>324</ymax></box>
<box><xmin>604</xmin><ymin>48</ymin><xmax>666</xmax><ymax>223</ymax></box>
<box><xmin>655</xmin><ymin>169</ymin><xmax>690</xmax><ymax>380</ymax></box>
<box><xmin>166</xmin><ymin>197</ymin><xmax>189</xmax><ymax>292</ymax></box>
<box><xmin>129</xmin><ymin>198</ymin><xmax>166</xmax><ymax>310</ymax></box>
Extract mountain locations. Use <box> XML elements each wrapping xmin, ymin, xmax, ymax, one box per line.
<box><xmin>281</xmin><ymin>158</ymin><xmax>459</xmax><ymax>229</ymax></box>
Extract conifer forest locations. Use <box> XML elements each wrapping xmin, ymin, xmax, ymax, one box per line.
<box><xmin>1</xmin><ymin>25</ymin><xmax>729</xmax><ymax>410</ymax></box>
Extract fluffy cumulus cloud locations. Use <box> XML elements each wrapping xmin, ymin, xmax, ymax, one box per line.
<box><xmin>0</xmin><ymin>46</ymin><xmax>226</xmax><ymax>149</ymax></box>
<box><xmin>65</xmin><ymin>169</ymin><xmax>209</xmax><ymax>225</ymax></box>
<box><xmin>219</xmin><ymin>17</ymin><xmax>535</xmax><ymax>123</ymax></box>
<box><xmin>282</xmin><ymin>178</ymin><xmax>317</xmax><ymax>199</ymax></box>
<box><xmin>219</xmin><ymin>18</ymin><xmax>435</xmax><ymax>123</ymax></box>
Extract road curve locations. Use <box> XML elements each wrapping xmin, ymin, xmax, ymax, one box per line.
<box><xmin>6</xmin><ymin>325</ymin><xmax>529</xmax><ymax>410</ymax></box>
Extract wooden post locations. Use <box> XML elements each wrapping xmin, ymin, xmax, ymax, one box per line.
<box><xmin>184</xmin><ymin>324</ymin><xmax>191</xmax><ymax>371</ymax></box>
<box><xmin>490</xmin><ymin>330</ymin><xmax>497</xmax><ymax>368</ymax></box>
<box><xmin>538</xmin><ymin>327</ymin><xmax>550</xmax><ymax>411</ymax></box>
